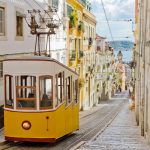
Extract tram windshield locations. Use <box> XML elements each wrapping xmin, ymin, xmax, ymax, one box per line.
<box><xmin>16</xmin><ymin>76</ymin><xmax>36</xmax><ymax>109</ymax></box>
<box><xmin>5</xmin><ymin>75</ymin><xmax>14</xmax><ymax>108</ymax></box>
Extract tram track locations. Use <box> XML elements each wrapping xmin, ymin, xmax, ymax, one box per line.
<box><xmin>0</xmin><ymin>92</ymin><xmax>128</xmax><ymax>150</ymax></box>
<box><xmin>63</xmin><ymin>98</ymin><xmax>126</xmax><ymax>150</ymax></box>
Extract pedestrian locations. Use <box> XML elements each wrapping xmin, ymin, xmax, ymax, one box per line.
<box><xmin>118</xmin><ymin>85</ymin><xmax>122</xmax><ymax>92</ymax></box>
<box><xmin>129</xmin><ymin>89</ymin><xmax>131</xmax><ymax>97</ymax></box>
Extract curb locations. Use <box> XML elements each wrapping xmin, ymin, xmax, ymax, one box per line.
<box><xmin>0</xmin><ymin>128</ymin><xmax>5</xmax><ymax>145</ymax></box>
<box><xmin>0</xmin><ymin>141</ymin><xmax>8</xmax><ymax>146</ymax></box>
<box><xmin>80</xmin><ymin>106</ymin><xmax>103</xmax><ymax>119</ymax></box>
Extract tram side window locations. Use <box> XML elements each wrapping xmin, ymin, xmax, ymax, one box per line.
<box><xmin>5</xmin><ymin>75</ymin><xmax>14</xmax><ymax>108</ymax></box>
<box><xmin>66</xmin><ymin>76</ymin><xmax>72</xmax><ymax>105</ymax></box>
<box><xmin>16</xmin><ymin>76</ymin><xmax>36</xmax><ymax>109</ymax></box>
<box><xmin>74</xmin><ymin>79</ymin><xmax>78</xmax><ymax>103</ymax></box>
<box><xmin>40</xmin><ymin>76</ymin><xmax>53</xmax><ymax>109</ymax></box>
<box><xmin>62</xmin><ymin>72</ymin><xmax>65</xmax><ymax>101</ymax></box>
<box><xmin>55</xmin><ymin>72</ymin><xmax>64</xmax><ymax>107</ymax></box>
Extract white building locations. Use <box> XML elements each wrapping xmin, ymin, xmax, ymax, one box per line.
<box><xmin>95</xmin><ymin>34</ymin><xmax>115</xmax><ymax>102</ymax></box>
<box><xmin>0</xmin><ymin>0</ymin><xmax>67</xmax><ymax>104</ymax></box>
<box><xmin>46</xmin><ymin>0</ymin><xmax>67</xmax><ymax>65</ymax></box>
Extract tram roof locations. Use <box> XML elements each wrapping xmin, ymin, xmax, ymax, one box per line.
<box><xmin>3</xmin><ymin>55</ymin><xmax>78</xmax><ymax>76</ymax></box>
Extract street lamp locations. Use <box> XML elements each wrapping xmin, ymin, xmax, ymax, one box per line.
<box><xmin>117</xmin><ymin>50</ymin><xmax>123</xmax><ymax>63</ymax></box>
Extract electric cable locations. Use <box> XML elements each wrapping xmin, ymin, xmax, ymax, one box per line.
<box><xmin>100</xmin><ymin>0</ymin><xmax>116</xmax><ymax>49</ymax></box>
<box><xmin>24</xmin><ymin>0</ymin><xmax>34</xmax><ymax>9</ymax></box>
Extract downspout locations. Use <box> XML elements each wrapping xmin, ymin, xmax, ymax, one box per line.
<box><xmin>141</xmin><ymin>0</ymin><xmax>148</xmax><ymax>136</ymax></box>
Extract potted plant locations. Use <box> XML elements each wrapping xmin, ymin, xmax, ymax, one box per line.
<box><xmin>69</xmin><ymin>9</ymin><xmax>78</xmax><ymax>28</ymax></box>
<box><xmin>78</xmin><ymin>21</ymin><xmax>85</xmax><ymax>33</ymax></box>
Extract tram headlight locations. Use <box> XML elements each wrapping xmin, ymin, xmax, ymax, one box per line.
<box><xmin>22</xmin><ymin>121</ymin><xmax>31</xmax><ymax>130</ymax></box>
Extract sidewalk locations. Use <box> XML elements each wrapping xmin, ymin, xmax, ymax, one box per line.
<box><xmin>0</xmin><ymin>129</ymin><xmax>4</xmax><ymax>143</ymax></box>
<box><xmin>79</xmin><ymin>104</ymin><xmax>105</xmax><ymax>119</ymax></box>
<box><xmin>78</xmin><ymin>100</ymin><xmax>150</xmax><ymax>150</ymax></box>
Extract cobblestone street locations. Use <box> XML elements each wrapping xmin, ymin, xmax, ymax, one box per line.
<box><xmin>78</xmin><ymin>99</ymin><xmax>150</xmax><ymax>150</ymax></box>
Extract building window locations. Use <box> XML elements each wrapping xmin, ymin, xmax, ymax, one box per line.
<box><xmin>16</xmin><ymin>11</ymin><xmax>23</xmax><ymax>37</ymax></box>
<box><xmin>0</xmin><ymin>7</ymin><xmax>5</xmax><ymax>36</ymax></box>
<box><xmin>56</xmin><ymin>52</ymin><xmax>60</xmax><ymax>61</ymax></box>
<box><xmin>52</xmin><ymin>0</ymin><xmax>58</xmax><ymax>9</ymax></box>
<box><xmin>67</xmin><ymin>4</ymin><xmax>73</xmax><ymax>17</ymax></box>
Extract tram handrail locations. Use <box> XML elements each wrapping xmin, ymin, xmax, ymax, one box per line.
<box><xmin>16</xmin><ymin>98</ymin><xmax>36</xmax><ymax>101</ymax></box>
<box><xmin>16</xmin><ymin>86</ymin><xmax>36</xmax><ymax>89</ymax></box>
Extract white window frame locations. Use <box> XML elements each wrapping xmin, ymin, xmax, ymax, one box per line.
<box><xmin>15</xmin><ymin>7</ymin><xmax>24</xmax><ymax>41</ymax></box>
<box><xmin>0</xmin><ymin>1</ymin><xmax>7</xmax><ymax>41</ymax></box>
<box><xmin>0</xmin><ymin>7</ymin><xmax>5</xmax><ymax>36</ymax></box>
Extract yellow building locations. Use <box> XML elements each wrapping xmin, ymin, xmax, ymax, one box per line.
<box><xmin>81</xmin><ymin>2</ymin><xmax>96</xmax><ymax>110</ymax></box>
<box><xmin>66</xmin><ymin>0</ymin><xmax>96</xmax><ymax>110</ymax></box>
<box><xmin>66</xmin><ymin>0</ymin><xmax>84</xmax><ymax>110</ymax></box>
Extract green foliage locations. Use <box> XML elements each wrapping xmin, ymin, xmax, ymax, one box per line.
<box><xmin>79</xmin><ymin>50</ymin><xmax>84</xmax><ymax>58</ymax></box>
<box><xmin>70</xmin><ymin>50</ymin><xmax>76</xmax><ymax>60</ymax></box>
<box><xmin>69</xmin><ymin>8</ymin><xmax>78</xmax><ymax>28</ymax></box>
<box><xmin>103</xmin><ymin>64</ymin><xmax>106</xmax><ymax>70</ymax></box>
<box><xmin>78</xmin><ymin>21</ymin><xmax>85</xmax><ymax>32</ymax></box>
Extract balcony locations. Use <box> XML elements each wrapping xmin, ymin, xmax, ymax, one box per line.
<box><xmin>88</xmin><ymin>37</ymin><xmax>93</xmax><ymax>46</ymax></box>
<box><xmin>79</xmin><ymin>50</ymin><xmax>84</xmax><ymax>58</ymax></box>
<box><xmin>70</xmin><ymin>50</ymin><xmax>76</xmax><ymax>61</ymax></box>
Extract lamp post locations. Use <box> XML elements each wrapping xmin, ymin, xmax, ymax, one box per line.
<box><xmin>116</xmin><ymin>50</ymin><xmax>125</xmax><ymax>91</ymax></box>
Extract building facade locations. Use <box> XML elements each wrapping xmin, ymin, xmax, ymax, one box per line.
<box><xmin>82</xmin><ymin>2</ymin><xmax>96</xmax><ymax>110</ymax></box>
<box><xmin>66</xmin><ymin>0</ymin><xmax>96</xmax><ymax>110</ymax></box>
<box><xmin>66</xmin><ymin>0</ymin><xmax>85</xmax><ymax>110</ymax></box>
<box><xmin>47</xmin><ymin>0</ymin><xmax>67</xmax><ymax>65</ymax></box>
<box><xmin>0</xmin><ymin>0</ymin><xmax>66</xmax><ymax>104</ymax></box>
<box><xmin>134</xmin><ymin>0</ymin><xmax>150</xmax><ymax>145</ymax></box>
<box><xmin>95</xmin><ymin>34</ymin><xmax>115</xmax><ymax>103</ymax></box>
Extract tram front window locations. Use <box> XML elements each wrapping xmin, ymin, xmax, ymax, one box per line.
<box><xmin>39</xmin><ymin>76</ymin><xmax>53</xmax><ymax>109</ymax></box>
<box><xmin>16</xmin><ymin>76</ymin><xmax>36</xmax><ymax>109</ymax></box>
<box><xmin>5</xmin><ymin>75</ymin><xmax>14</xmax><ymax>108</ymax></box>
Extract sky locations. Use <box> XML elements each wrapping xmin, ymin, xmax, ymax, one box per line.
<box><xmin>91</xmin><ymin>0</ymin><xmax>135</xmax><ymax>42</ymax></box>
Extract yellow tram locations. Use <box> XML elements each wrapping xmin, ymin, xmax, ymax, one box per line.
<box><xmin>3</xmin><ymin>56</ymin><xmax>79</xmax><ymax>142</ymax></box>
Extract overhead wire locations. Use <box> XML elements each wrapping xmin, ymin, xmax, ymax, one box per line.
<box><xmin>32</xmin><ymin>0</ymin><xmax>62</xmax><ymax>25</ymax></box>
<box><xmin>24</xmin><ymin>0</ymin><xmax>34</xmax><ymax>9</ymax></box>
<box><xmin>100</xmin><ymin>0</ymin><xmax>116</xmax><ymax>49</ymax></box>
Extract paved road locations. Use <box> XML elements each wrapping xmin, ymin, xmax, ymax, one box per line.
<box><xmin>78</xmin><ymin>95</ymin><xmax>150</xmax><ymax>150</ymax></box>
<box><xmin>0</xmin><ymin>92</ymin><xmax>128</xmax><ymax>150</ymax></box>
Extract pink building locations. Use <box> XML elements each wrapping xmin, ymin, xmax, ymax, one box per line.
<box><xmin>96</xmin><ymin>34</ymin><xmax>106</xmax><ymax>53</ymax></box>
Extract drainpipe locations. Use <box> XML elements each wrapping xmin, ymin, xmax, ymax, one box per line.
<box><xmin>141</xmin><ymin>0</ymin><xmax>148</xmax><ymax>136</ymax></box>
